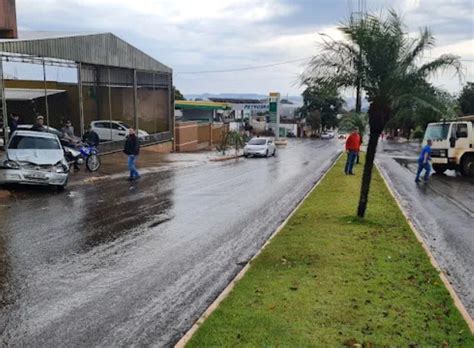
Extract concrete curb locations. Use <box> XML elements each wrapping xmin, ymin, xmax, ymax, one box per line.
<box><xmin>375</xmin><ymin>162</ymin><xmax>474</xmax><ymax>334</ymax></box>
<box><xmin>209</xmin><ymin>154</ymin><xmax>243</xmax><ymax>162</ymax></box>
<box><xmin>274</xmin><ymin>140</ymin><xmax>288</xmax><ymax>146</ymax></box>
<box><xmin>174</xmin><ymin>151</ymin><xmax>343</xmax><ymax>348</ymax></box>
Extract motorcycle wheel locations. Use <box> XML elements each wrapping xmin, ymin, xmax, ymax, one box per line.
<box><xmin>86</xmin><ymin>154</ymin><xmax>101</xmax><ymax>172</ymax></box>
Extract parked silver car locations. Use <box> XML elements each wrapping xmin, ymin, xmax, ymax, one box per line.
<box><xmin>0</xmin><ymin>130</ymin><xmax>69</xmax><ymax>190</ymax></box>
<box><xmin>90</xmin><ymin>120</ymin><xmax>149</xmax><ymax>142</ymax></box>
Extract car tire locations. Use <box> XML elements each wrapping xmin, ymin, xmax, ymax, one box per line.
<box><xmin>460</xmin><ymin>155</ymin><xmax>474</xmax><ymax>177</ymax></box>
<box><xmin>56</xmin><ymin>178</ymin><xmax>68</xmax><ymax>192</ymax></box>
<box><xmin>272</xmin><ymin>149</ymin><xmax>276</xmax><ymax>156</ymax></box>
<box><xmin>432</xmin><ymin>164</ymin><xmax>448</xmax><ymax>174</ymax></box>
<box><xmin>265</xmin><ymin>149</ymin><xmax>269</xmax><ymax>158</ymax></box>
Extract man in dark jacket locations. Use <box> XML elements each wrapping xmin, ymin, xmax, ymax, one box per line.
<box><xmin>123</xmin><ymin>128</ymin><xmax>140</xmax><ymax>181</ymax></box>
<box><xmin>8</xmin><ymin>113</ymin><xmax>20</xmax><ymax>135</ymax></box>
<box><xmin>82</xmin><ymin>125</ymin><xmax>100</xmax><ymax>147</ymax></box>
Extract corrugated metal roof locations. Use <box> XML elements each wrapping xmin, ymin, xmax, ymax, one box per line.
<box><xmin>5</xmin><ymin>88</ymin><xmax>66</xmax><ymax>101</ymax></box>
<box><xmin>0</xmin><ymin>31</ymin><xmax>171</xmax><ymax>73</ymax></box>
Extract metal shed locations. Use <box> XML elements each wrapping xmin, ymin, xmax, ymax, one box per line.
<box><xmin>0</xmin><ymin>31</ymin><xmax>173</xmax><ymax>148</ymax></box>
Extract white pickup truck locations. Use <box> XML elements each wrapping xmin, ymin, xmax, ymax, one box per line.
<box><xmin>423</xmin><ymin>115</ymin><xmax>474</xmax><ymax>177</ymax></box>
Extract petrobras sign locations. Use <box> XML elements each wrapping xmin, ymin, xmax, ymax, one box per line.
<box><xmin>269</xmin><ymin>92</ymin><xmax>280</xmax><ymax>123</ymax></box>
<box><xmin>242</xmin><ymin>104</ymin><xmax>269</xmax><ymax>111</ymax></box>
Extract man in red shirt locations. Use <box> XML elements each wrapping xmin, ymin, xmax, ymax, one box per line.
<box><xmin>345</xmin><ymin>128</ymin><xmax>360</xmax><ymax>175</ymax></box>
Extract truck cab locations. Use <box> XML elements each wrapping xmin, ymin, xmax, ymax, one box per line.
<box><xmin>424</xmin><ymin>116</ymin><xmax>474</xmax><ymax>177</ymax></box>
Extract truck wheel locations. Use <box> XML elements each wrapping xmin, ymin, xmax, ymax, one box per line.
<box><xmin>460</xmin><ymin>155</ymin><xmax>474</xmax><ymax>177</ymax></box>
<box><xmin>432</xmin><ymin>164</ymin><xmax>448</xmax><ymax>174</ymax></box>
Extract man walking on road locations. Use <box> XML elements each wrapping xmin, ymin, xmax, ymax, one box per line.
<box><xmin>124</xmin><ymin>128</ymin><xmax>140</xmax><ymax>181</ymax></box>
<box><xmin>345</xmin><ymin>128</ymin><xmax>360</xmax><ymax>175</ymax></box>
<box><xmin>415</xmin><ymin>139</ymin><xmax>432</xmax><ymax>183</ymax></box>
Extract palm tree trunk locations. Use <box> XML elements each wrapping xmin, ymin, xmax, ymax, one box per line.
<box><xmin>357</xmin><ymin>131</ymin><xmax>380</xmax><ymax>217</ymax></box>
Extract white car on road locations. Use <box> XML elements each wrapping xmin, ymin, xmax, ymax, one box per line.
<box><xmin>90</xmin><ymin>120</ymin><xmax>149</xmax><ymax>142</ymax></box>
<box><xmin>0</xmin><ymin>130</ymin><xmax>69</xmax><ymax>190</ymax></box>
<box><xmin>321</xmin><ymin>132</ymin><xmax>332</xmax><ymax>139</ymax></box>
<box><xmin>244</xmin><ymin>137</ymin><xmax>276</xmax><ymax>157</ymax></box>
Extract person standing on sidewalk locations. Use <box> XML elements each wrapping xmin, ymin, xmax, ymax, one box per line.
<box><xmin>124</xmin><ymin>128</ymin><xmax>140</xmax><ymax>181</ymax></box>
<box><xmin>344</xmin><ymin>128</ymin><xmax>360</xmax><ymax>175</ymax></box>
<box><xmin>415</xmin><ymin>139</ymin><xmax>432</xmax><ymax>183</ymax></box>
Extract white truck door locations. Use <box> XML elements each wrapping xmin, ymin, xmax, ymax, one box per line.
<box><xmin>454</xmin><ymin>122</ymin><xmax>471</xmax><ymax>150</ymax></box>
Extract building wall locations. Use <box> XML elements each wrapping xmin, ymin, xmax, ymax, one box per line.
<box><xmin>4</xmin><ymin>79</ymin><xmax>170</xmax><ymax>136</ymax></box>
<box><xmin>181</xmin><ymin>109</ymin><xmax>213</xmax><ymax>121</ymax></box>
<box><xmin>175</xmin><ymin>121</ymin><xmax>228</xmax><ymax>152</ymax></box>
<box><xmin>175</xmin><ymin>121</ymin><xmax>198</xmax><ymax>152</ymax></box>
<box><xmin>4</xmin><ymin>79</ymin><xmax>78</xmax><ymax>129</ymax></box>
<box><xmin>197</xmin><ymin>123</ymin><xmax>210</xmax><ymax>148</ymax></box>
<box><xmin>0</xmin><ymin>0</ymin><xmax>17</xmax><ymax>38</ymax></box>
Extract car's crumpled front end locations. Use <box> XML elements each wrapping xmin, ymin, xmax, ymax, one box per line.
<box><xmin>0</xmin><ymin>158</ymin><xmax>69</xmax><ymax>186</ymax></box>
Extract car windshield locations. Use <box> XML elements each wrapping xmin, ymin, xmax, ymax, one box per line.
<box><xmin>119</xmin><ymin>122</ymin><xmax>131</xmax><ymax>129</ymax></box>
<box><xmin>248</xmin><ymin>139</ymin><xmax>266</xmax><ymax>145</ymax></box>
<box><xmin>424</xmin><ymin>124</ymin><xmax>450</xmax><ymax>141</ymax></box>
<box><xmin>9</xmin><ymin>135</ymin><xmax>60</xmax><ymax>150</ymax></box>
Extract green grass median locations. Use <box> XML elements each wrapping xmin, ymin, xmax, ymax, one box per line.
<box><xmin>187</xmin><ymin>155</ymin><xmax>473</xmax><ymax>347</ymax></box>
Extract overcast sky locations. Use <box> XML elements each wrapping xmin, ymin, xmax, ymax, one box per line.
<box><xmin>14</xmin><ymin>0</ymin><xmax>474</xmax><ymax>97</ymax></box>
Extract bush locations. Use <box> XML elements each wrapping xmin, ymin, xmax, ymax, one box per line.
<box><xmin>412</xmin><ymin>127</ymin><xmax>424</xmax><ymax>139</ymax></box>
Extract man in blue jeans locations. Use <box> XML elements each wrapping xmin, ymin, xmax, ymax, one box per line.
<box><xmin>124</xmin><ymin>128</ymin><xmax>140</xmax><ymax>181</ymax></box>
<box><xmin>344</xmin><ymin>128</ymin><xmax>360</xmax><ymax>175</ymax></box>
<box><xmin>415</xmin><ymin>139</ymin><xmax>432</xmax><ymax>183</ymax></box>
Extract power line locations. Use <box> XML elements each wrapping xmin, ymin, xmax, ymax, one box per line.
<box><xmin>175</xmin><ymin>53</ymin><xmax>473</xmax><ymax>76</ymax></box>
<box><xmin>175</xmin><ymin>57</ymin><xmax>312</xmax><ymax>75</ymax></box>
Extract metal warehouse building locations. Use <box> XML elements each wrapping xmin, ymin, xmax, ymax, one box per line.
<box><xmin>0</xmin><ymin>30</ymin><xmax>174</xmax><ymax>151</ymax></box>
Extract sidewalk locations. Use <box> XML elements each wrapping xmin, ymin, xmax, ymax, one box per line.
<box><xmin>185</xmin><ymin>156</ymin><xmax>473</xmax><ymax>346</ymax></box>
<box><xmin>68</xmin><ymin>149</ymin><xmax>218</xmax><ymax>185</ymax></box>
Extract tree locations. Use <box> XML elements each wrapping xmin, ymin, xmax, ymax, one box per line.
<box><xmin>306</xmin><ymin>110</ymin><xmax>322</xmax><ymax>132</ymax></box>
<box><xmin>458</xmin><ymin>82</ymin><xmax>474</xmax><ymax>115</ymax></box>
<box><xmin>304</xmin><ymin>10</ymin><xmax>461</xmax><ymax>217</ymax></box>
<box><xmin>388</xmin><ymin>86</ymin><xmax>459</xmax><ymax>137</ymax></box>
<box><xmin>299</xmin><ymin>82</ymin><xmax>344</xmax><ymax>132</ymax></box>
<box><xmin>174</xmin><ymin>88</ymin><xmax>186</xmax><ymax>101</ymax></box>
<box><xmin>340</xmin><ymin>113</ymin><xmax>367</xmax><ymax>136</ymax></box>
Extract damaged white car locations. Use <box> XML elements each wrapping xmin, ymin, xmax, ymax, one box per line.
<box><xmin>0</xmin><ymin>130</ymin><xmax>69</xmax><ymax>190</ymax></box>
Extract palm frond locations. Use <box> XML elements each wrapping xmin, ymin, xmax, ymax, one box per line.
<box><xmin>417</xmin><ymin>54</ymin><xmax>462</xmax><ymax>79</ymax></box>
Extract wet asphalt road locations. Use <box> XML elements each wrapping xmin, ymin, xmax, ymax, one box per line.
<box><xmin>0</xmin><ymin>139</ymin><xmax>341</xmax><ymax>347</ymax></box>
<box><xmin>376</xmin><ymin>141</ymin><xmax>474</xmax><ymax>318</ymax></box>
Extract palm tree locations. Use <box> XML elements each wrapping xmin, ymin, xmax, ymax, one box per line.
<box><xmin>340</xmin><ymin>113</ymin><xmax>367</xmax><ymax>136</ymax></box>
<box><xmin>304</xmin><ymin>10</ymin><xmax>461</xmax><ymax>217</ymax></box>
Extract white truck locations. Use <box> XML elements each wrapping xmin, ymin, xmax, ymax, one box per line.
<box><xmin>423</xmin><ymin>115</ymin><xmax>474</xmax><ymax>177</ymax></box>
